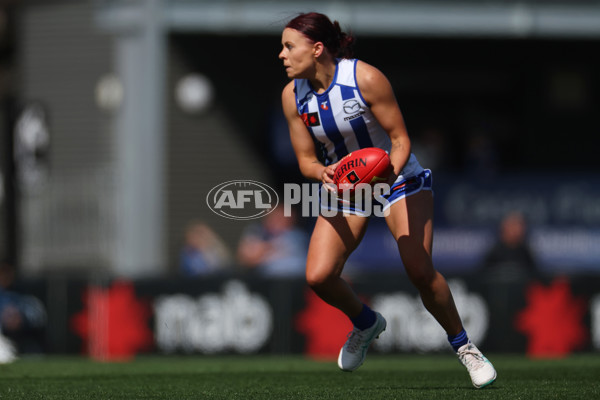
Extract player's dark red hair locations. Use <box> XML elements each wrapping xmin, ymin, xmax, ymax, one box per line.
<box><xmin>285</xmin><ymin>12</ymin><xmax>355</xmax><ymax>59</ymax></box>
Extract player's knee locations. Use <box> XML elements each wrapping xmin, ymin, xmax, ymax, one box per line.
<box><xmin>305</xmin><ymin>267</ymin><xmax>335</xmax><ymax>289</ymax></box>
<box><xmin>406</xmin><ymin>267</ymin><xmax>436</xmax><ymax>291</ymax></box>
<box><xmin>305</xmin><ymin>271</ymin><xmax>326</xmax><ymax>289</ymax></box>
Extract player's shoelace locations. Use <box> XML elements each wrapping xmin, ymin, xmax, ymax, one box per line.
<box><xmin>345</xmin><ymin>329</ymin><xmax>366</xmax><ymax>353</ymax></box>
<box><xmin>458</xmin><ymin>347</ymin><xmax>486</xmax><ymax>370</ymax></box>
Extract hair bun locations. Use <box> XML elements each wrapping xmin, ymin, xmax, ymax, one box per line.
<box><xmin>286</xmin><ymin>13</ymin><xmax>356</xmax><ymax>59</ymax></box>
<box><xmin>332</xmin><ymin>20</ymin><xmax>355</xmax><ymax>58</ymax></box>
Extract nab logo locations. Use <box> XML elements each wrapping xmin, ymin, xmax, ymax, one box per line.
<box><xmin>206</xmin><ymin>180</ymin><xmax>279</xmax><ymax>220</ymax></box>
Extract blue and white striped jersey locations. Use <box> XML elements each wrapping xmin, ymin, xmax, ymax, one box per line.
<box><xmin>294</xmin><ymin>58</ymin><xmax>421</xmax><ymax>178</ymax></box>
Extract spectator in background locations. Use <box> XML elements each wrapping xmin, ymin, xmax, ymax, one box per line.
<box><xmin>482</xmin><ymin>211</ymin><xmax>537</xmax><ymax>281</ymax></box>
<box><xmin>0</xmin><ymin>261</ymin><xmax>47</xmax><ymax>362</ymax></box>
<box><xmin>237</xmin><ymin>205</ymin><xmax>309</xmax><ymax>278</ymax></box>
<box><xmin>481</xmin><ymin>212</ymin><xmax>537</xmax><ymax>352</ymax></box>
<box><xmin>179</xmin><ymin>222</ymin><xmax>233</xmax><ymax>276</ymax></box>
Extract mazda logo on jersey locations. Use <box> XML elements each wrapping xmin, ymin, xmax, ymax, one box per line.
<box><xmin>343</xmin><ymin>99</ymin><xmax>361</xmax><ymax>114</ymax></box>
<box><xmin>301</xmin><ymin>112</ymin><xmax>321</xmax><ymax>127</ymax></box>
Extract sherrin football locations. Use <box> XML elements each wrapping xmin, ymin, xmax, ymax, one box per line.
<box><xmin>333</xmin><ymin>147</ymin><xmax>392</xmax><ymax>194</ymax></box>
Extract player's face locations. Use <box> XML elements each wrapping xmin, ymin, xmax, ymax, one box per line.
<box><xmin>279</xmin><ymin>28</ymin><xmax>317</xmax><ymax>79</ymax></box>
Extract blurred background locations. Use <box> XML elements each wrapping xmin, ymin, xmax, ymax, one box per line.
<box><xmin>0</xmin><ymin>0</ymin><xmax>599</xmax><ymax>360</ymax></box>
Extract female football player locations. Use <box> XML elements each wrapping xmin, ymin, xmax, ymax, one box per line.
<box><xmin>279</xmin><ymin>12</ymin><xmax>496</xmax><ymax>388</ymax></box>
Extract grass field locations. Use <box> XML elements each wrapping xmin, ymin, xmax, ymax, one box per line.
<box><xmin>1</xmin><ymin>354</ymin><xmax>599</xmax><ymax>399</ymax></box>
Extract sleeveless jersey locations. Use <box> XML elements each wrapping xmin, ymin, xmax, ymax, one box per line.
<box><xmin>294</xmin><ymin>58</ymin><xmax>421</xmax><ymax>178</ymax></box>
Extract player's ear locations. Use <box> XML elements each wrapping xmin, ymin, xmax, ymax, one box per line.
<box><xmin>313</xmin><ymin>42</ymin><xmax>324</xmax><ymax>57</ymax></box>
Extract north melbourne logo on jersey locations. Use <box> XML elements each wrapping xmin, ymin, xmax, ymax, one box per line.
<box><xmin>301</xmin><ymin>112</ymin><xmax>321</xmax><ymax>127</ymax></box>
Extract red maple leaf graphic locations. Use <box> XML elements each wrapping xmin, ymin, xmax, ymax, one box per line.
<box><xmin>71</xmin><ymin>281</ymin><xmax>154</xmax><ymax>361</ymax></box>
<box><xmin>294</xmin><ymin>289</ymin><xmax>353</xmax><ymax>359</ymax></box>
<box><xmin>515</xmin><ymin>278</ymin><xmax>587</xmax><ymax>358</ymax></box>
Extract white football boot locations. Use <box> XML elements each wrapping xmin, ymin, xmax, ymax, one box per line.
<box><xmin>0</xmin><ymin>334</ymin><xmax>17</xmax><ymax>364</ymax></box>
<box><xmin>457</xmin><ymin>342</ymin><xmax>497</xmax><ymax>388</ymax></box>
<box><xmin>337</xmin><ymin>312</ymin><xmax>387</xmax><ymax>372</ymax></box>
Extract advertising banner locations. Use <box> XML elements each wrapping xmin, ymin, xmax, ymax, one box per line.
<box><xmin>10</xmin><ymin>274</ymin><xmax>597</xmax><ymax>360</ymax></box>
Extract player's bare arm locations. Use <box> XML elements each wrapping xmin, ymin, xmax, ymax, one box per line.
<box><xmin>356</xmin><ymin>61</ymin><xmax>411</xmax><ymax>179</ymax></box>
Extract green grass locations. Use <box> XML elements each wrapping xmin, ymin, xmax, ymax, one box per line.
<box><xmin>1</xmin><ymin>354</ymin><xmax>599</xmax><ymax>399</ymax></box>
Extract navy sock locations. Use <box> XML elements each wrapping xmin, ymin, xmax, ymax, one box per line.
<box><xmin>350</xmin><ymin>304</ymin><xmax>376</xmax><ymax>330</ymax></box>
<box><xmin>448</xmin><ymin>329</ymin><xmax>469</xmax><ymax>352</ymax></box>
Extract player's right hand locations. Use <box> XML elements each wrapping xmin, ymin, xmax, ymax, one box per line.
<box><xmin>321</xmin><ymin>162</ymin><xmax>339</xmax><ymax>193</ymax></box>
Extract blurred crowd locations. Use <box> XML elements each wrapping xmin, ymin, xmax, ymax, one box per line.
<box><xmin>180</xmin><ymin>204</ymin><xmax>308</xmax><ymax>279</ymax></box>
<box><xmin>178</xmin><ymin>205</ymin><xmax>538</xmax><ymax>282</ymax></box>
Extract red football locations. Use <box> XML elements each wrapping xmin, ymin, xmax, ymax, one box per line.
<box><xmin>333</xmin><ymin>147</ymin><xmax>392</xmax><ymax>194</ymax></box>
